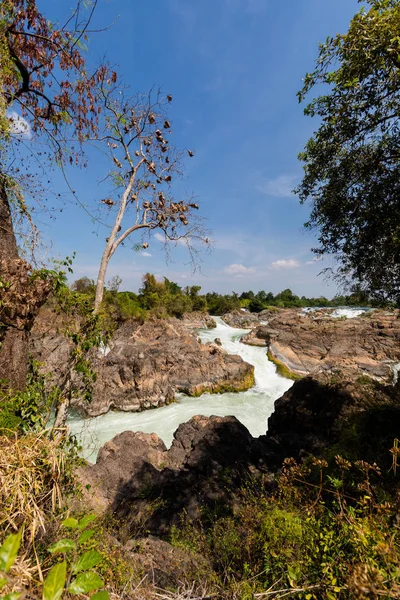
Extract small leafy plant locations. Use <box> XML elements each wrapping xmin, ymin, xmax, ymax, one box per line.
<box><xmin>0</xmin><ymin>515</ymin><xmax>109</xmax><ymax>600</ymax></box>
<box><xmin>44</xmin><ymin>514</ymin><xmax>108</xmax><ymax>600</ymax></box>
<box><xmin>0</xmin><ymin>529</ymin><xmax>22</xmax><ymax>600</ymax></box>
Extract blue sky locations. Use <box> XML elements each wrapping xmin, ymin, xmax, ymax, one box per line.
<box><xmin>22</xmin><ymin>0</ymin><xmax>361</xmax><ymax>297</ymax></box>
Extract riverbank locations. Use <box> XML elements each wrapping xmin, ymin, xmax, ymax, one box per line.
<box><xmin>229</xmin><ymin>307</ymin><xmax>400</xmax><ymax>382</ymax></box>
<box><xmin>69</xmin><ymin>317</ymin><xmax>293</xmax><ymax>461</ymax></box>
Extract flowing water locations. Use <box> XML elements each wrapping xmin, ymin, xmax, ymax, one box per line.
<box><xmin>302</xmin><ymin>306</ymin><xmax>373</xmax><ymax>319</ymax></box>
<box><xmin>68</xmin><ymin>317</ymin><xmax>293</xmax><ymax>462</ymax></box>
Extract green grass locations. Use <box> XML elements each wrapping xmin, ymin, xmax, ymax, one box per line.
<box><xmin>267</xmin><ymin>350</ymin><xmax>303</xmax><ymax>380</ymax></box>
<box><xmin>188</xmin><ymin>369</ymin><xmax>256</xmax><ymax>397</ymax></box>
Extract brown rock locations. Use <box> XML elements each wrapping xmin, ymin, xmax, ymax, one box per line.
<box><xmin>265</xmin><ymin>374</ymin><xmax>400</xmax><ymax>469</ymax></box>
<box><xmin>256</xmin><ymin>309</ymin><xmax>400</xmax><ymax>382</ymax></box>
<box><xmin>31</xmin><ymin>316</ymin><xmax>254</xmax><ymax>416</ymax></box>
<box><xmin>80</xmin><ymin>415</ymin><xmax>268</xmax><ymax>535</ymax></box>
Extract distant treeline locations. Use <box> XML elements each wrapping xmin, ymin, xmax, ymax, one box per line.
<box><xmin>69</xmin><ymin>274</ymin><xmax>380</xmax><ymax>320</ymax></box>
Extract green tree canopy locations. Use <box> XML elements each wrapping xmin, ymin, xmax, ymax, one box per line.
<box><xmin>296</xmin><ymin>0</ymin><xmax>400</xmax><ymax>303</ymax></box>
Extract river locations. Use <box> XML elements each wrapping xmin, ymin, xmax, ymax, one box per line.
<box><xmin>68</xmin><ymin>317</ymin><xmax>293</xmax><ymax>462</ymax></box>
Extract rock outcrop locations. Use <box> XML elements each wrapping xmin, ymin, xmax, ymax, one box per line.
<box><xmin>76</xmin><ymin>352</ymin><xmax>400</xmax><ymax>556</ymax></box>
<box><xmin>240</xmin><ymin>325</ymin><xmax>271</xmax><ymax>347</ymax></box>
<box><xmin>179</xmin><ymin>311</ymin><xmax>217</xmax><ymax>330</ymax></box>
<box><xmin>80</xmin><ymin>373</ymin><xmax>400</xmax><ymax>538</ymax></box>
<box><xmin>236</xmin><ymin>308</ymin><xmax>400</xmax><ymax>382</ymax></box>
<box><xmin>31</xmin><ymin>315</ymin><xmax>254</xmax><ymax>417</ymax></box>
<box><xmin>80</xmin><ymin>415</ymin><xmax>269</xmax><ymax>536</ymax></box>
<box><xmin>265</xmin><ymin>374</ymin><xmax>400</xmax><ymax>469</ymax></box>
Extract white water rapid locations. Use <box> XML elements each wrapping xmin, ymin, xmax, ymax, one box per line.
<box><xmin>68</xmin><ymin>317</ymin><xmax>293</xmax><ymax>462</ymax></box>
<box><xmin>302</xmin><ymin>306</ymin><xmax>373</xmax><ymax>319</ymax></box>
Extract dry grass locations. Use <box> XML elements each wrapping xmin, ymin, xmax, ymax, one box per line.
<box><xmin>0</xmin><ymin>429</ymin><xmax>69</xmax><ymax>542</ymax></box>
<box><xmin>152</xmin><ymin>584</ymin><xmax>216</xmax><ymax>600</ymax></box>
<box><xmin>107</xmin><ymin>582</ymin><xmax>217</xmax><ymax>600</ymax></box>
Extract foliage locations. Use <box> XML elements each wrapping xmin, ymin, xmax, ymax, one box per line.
<box><xmin>0</xmin><ymin>0</ymin><xmax>115</xmax><ymax>258</ymax></box>
<box><xmin>0</xmin><ymin>515</ymin><xmax>109</xmax><ymax>600</ymax></box>
<box><xmin>1</xmin><ymin>0</ymin><xmax>108</xmax><ymax>145</ymax></box>
<box><xmin>169</xmin><ymin>448</ymin><xmax>400</xmax><ymax>599</ymax></box>
<box><xmin>74</xmin><ymin>272</ymin><xmax>384</xmax><ymax>322</ymax></box>
<box><xmin>0</xmin><ymin>258</ymin><xmax>54</xmax><ymax>347</ymax></box>
<box><xmin>205</xmin><ymin>291</ymin><xmax>242</xmax><ymax>315</ymax></box>
<box><xmin>240</xmin><ymin>285</ymin><xmax>375</xmax><ymax>312</ymax></box>
<box><xmin>73</xmin><ymin>273</ymin><xmax>210</xmax><ymax>321</ymax></box>
<box><xmin>43</xmin><ymin>515</ymin><xmax>108</xmax><ymax>599</ymax></box>
<box><xmin>0</xmin><ymin>361</ymin><xmax>60</xmax><ymax>432</ymax></box>
<box><xmin>296</xmin><ymin>0</ymin><xmax>400</xmax><ymax>303</ymax></box>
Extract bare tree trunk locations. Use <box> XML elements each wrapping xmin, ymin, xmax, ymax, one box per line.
<box><xmin>94</xmin><ymin>247</ymin><xmax>111</xmax><ymax>313</ymax></box>
<box><xmin>93</xmin><ymin>169</ymin><xmax>140</xmax><ymax>314</ymax></box>
<box><xmin>0</xmin><ymin>180</ymin><xmax>29</xmax><ymax>391</ymax></box>
<box><xmin>53</xmin><ymin>397</ymin><xmax>70</xmax><ymax>431</ymax></box>
<box><xmin>0</xmin><ymin>327</ymin><xmax>29</xmax><ymax>390</ymax></box>
<box><xmin>0</xmin><ymin>179</ymin><xmax>19</xmax><ymax>260</ymax></box>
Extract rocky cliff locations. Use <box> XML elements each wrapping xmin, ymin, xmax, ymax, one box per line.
<box><xmin>80</xmin><ymin>373</ymin><xmax>400</xmax><ymax>537</ymax></box>
<box><xmin>236</xmin><ymin>309</ymin><xmax>400</xmax><ymax>382</ymax></box>
<box><xmin>30</xmin><ymin>313</ymin><xmax>254</xmax><ymax>416</ymax></box>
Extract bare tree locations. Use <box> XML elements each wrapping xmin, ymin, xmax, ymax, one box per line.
<box><xmin>93</xmin><ymin>86</ymin><xmax>209</xmax><ymax>312</ymax></box>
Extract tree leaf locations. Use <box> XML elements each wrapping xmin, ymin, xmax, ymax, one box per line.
<box><xmin>77</xmin><ymin>515</ymin><xmax>96</xmax><ymax>530</ymax></box>
<box><xmin>72</xmin><ymin>551</ymin><xmax>102</xmax><ymax>573</ymax></box>
<box><xmin>48</xmin><ymin>539</ymin><xmax>76</xmax><ymax>554</ymax></box>
<box><xmin>0</xmin><ymin>530</ymin><xmax>22</xmax><ymax>573</ymax></box>
<box><xmin>42</xmin><ymin>561</ymin><xmax>66</xmax><ymax>600</ymax></box>
<box><xmin>90</xmin><ymin>592</ymin><xmax>109</xmax><ymax>600</ymax></box>
<box><xmin>62</xmin><ymin>518</ymin><xmax>79</xmax><ymax>530</ymax></box>
<box><xmin>78</xmin><ymin>529</ymin><xmax>95</xmax><ymax>545</ymax></box>
<box><xmin>0</xmin><ymin>577</ymin><xmax>7</xmax><ymax>589</ymax></box>
<box><xmin>68</xmin><ymin>572</ymin><xmax>103</xmax><ymax>594</ymax></box>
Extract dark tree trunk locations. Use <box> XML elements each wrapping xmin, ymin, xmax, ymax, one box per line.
<box><xmin>0</xmin><ymin>179</ymin><xmax>19</xmax><ymax>261</ymax></box>
<box><xmin>0</xmin><ymin>180</ymin><xmax>53</xmax><ymax>392</ymax></box>
<box><xmin>0</xmin><ymin>328</ymin><xmax>29</xmax><ymax>390</ymax></box>
<box><xmin>0</xmin><ymin>180</ymin><xmax>29</xmax><ymax>390</ymax></box>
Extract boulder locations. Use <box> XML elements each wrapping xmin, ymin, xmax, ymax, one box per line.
<box><xmin>80</xmin><ymin>415</ymin><xmax>268</xmax><ymax>536</ymax></box>
<box><xmin>79</xmin><ymin>376</ymin><xmax>400</xmax><ymax>539</ymax></box>
<box><xmin>265</xmin><ymin>375</ymin><xmax>400</xmax><ymax>468</ymax></box>
<box><xmin>241</xmin><ymin>325</ymin><xmax>271</xmax><ymax>347</ymax></box>
<box><xmin>221</xmin><ymin>310</ymin><xmax>260</xmax><ymax>328</ymax></box>
<box><xmin>180</xmin><ymin>312</ymin><xmax>217</xmax><ymax>330</ymax></box>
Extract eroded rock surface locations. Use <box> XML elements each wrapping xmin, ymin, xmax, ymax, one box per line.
<box><xmin>267</xmin><ymin>310</ymin><xmax>400</xmax><ymax>381</ymax></box>
<box><xmin>233</xmin><ymin>308</ymin><xmax>400</xmax><ymax>382</ymax></box>
<box><xmin>80</xmin><ymin>373</ymin><xmax>400</xmax><ymax>538</ymax></box>
<box><xmin>265</xmin><ymin>374</ymin><xmax>400</xmax><ymax>469</ymax></box>
<box><xmin>80</xmin><ymin>415</ymin><xmax>269</xmax><ymax>535</ymax></box>
<box><xmin>31</xmin><ymin>314</ymin><xmax>254</xmax><ymax>416</ymax></box>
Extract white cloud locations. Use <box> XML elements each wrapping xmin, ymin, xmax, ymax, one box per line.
<box><xmin>224</xmin><ymin>263</ymin><xmax>256</xmax><ymax>276</ymax></box>
<box><xmin>140</xmin><ymin>251</ymin><xmax>152</xmax><ymax>257</ymax></box>
<box><xmin>8</xmin><ymin>110</ymin><xmax>31</xmax><ymax>139</ymax></box>
<box><xmin>256</xmin><ymin>175</ymin><xmax>298</xmax><ymax>198</ymax></box>
<box><xmin>270</xmin><ymin>259</ymin><xmax>301</xmax><ymax>270</ymax></box>
<box><xmin>154</xmin><ymin>232</ymin><xmax>165</xmax><ymax>242</ymax></box>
